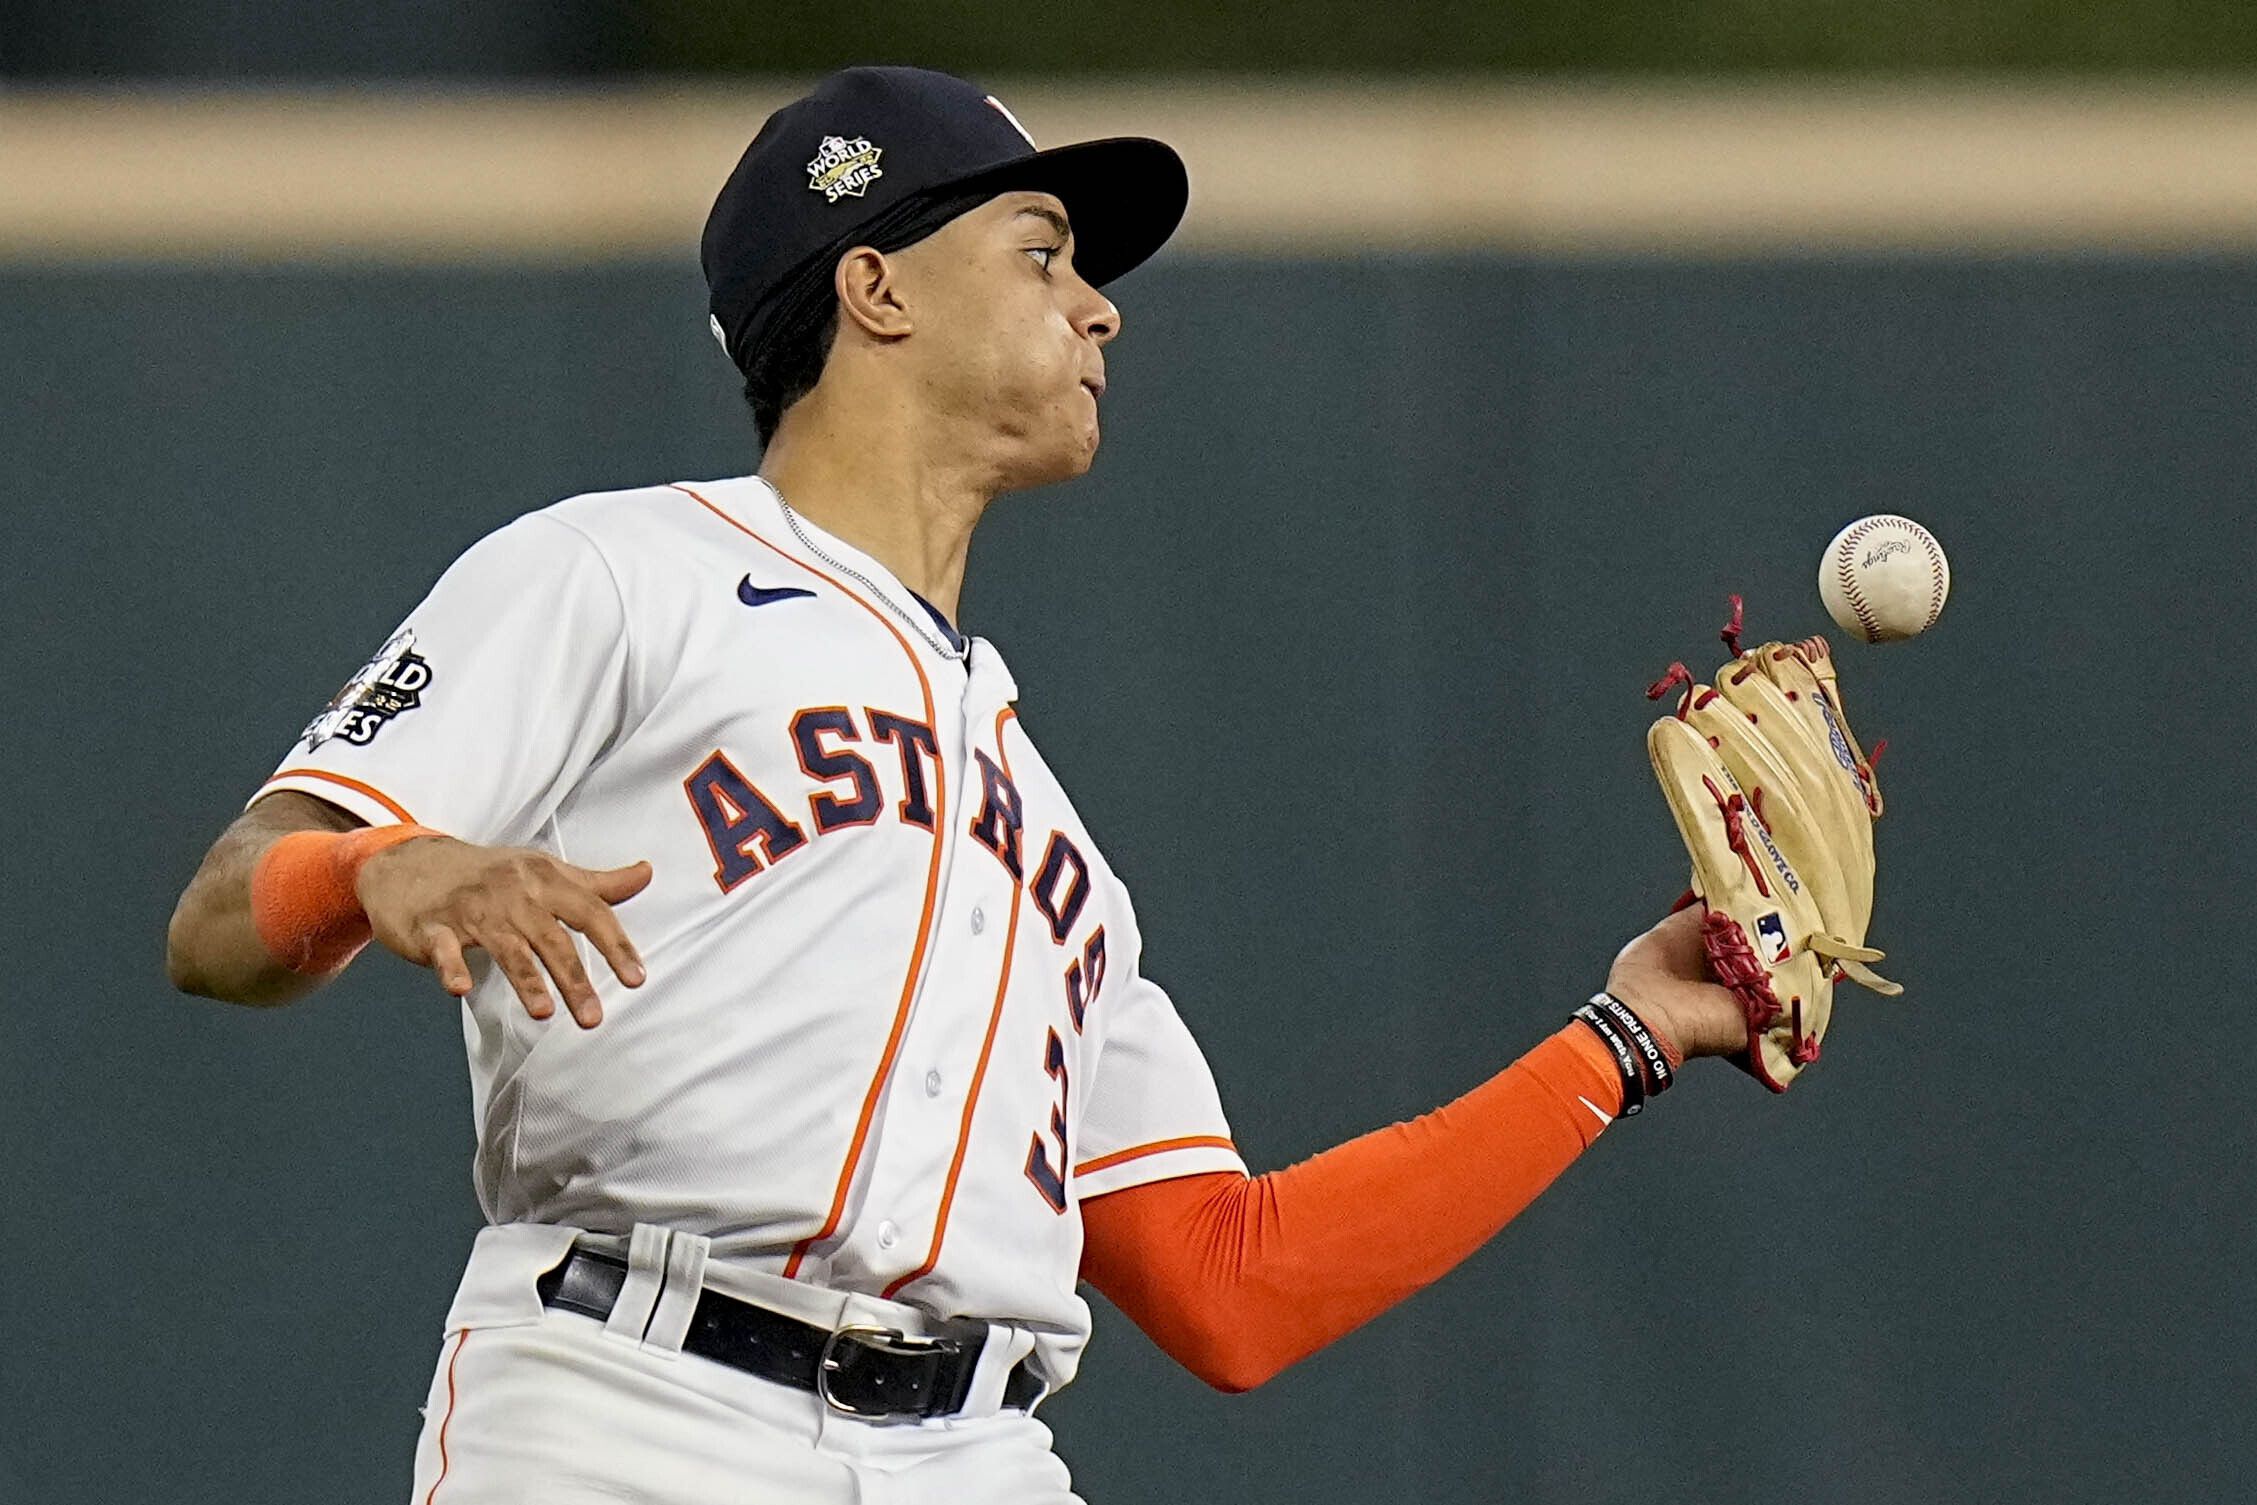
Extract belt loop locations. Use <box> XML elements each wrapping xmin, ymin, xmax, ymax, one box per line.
<box><xmin>957</xmin><ymin>1323</ymin><xmax>1036</xmax><ymax>1419</ymax></box>
<box><xmin>640</xmin><ymin>1231</ymin><xmax>711</xmax><ymax>1359</ymax></box>
<box><xmin>601</xmin><ymin>1223</ymin><xmax>672</xmax><ymax>1348</ymax></box>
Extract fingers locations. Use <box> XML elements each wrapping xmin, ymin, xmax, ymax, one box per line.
<box><xmin>551</xmin><ymin>886</ymin><xmax>646</xmax><ymax>989</ymax></box>
<box><xmin>410</xmin><ymin>852</ymin><xmax>653</xmax><ymax>1025</ymax></box>
<box><xmin>425</xmin><ymin>924</ymin><xmax>473</xmax><ymax>997</ymax></box>
<box><xmin>519</xmin><ymin>910</ymin><xmax>605</xmax><ymax>1029</ymax></box>
<box><xmin>476</xmin><ymin>926</ymin><xmax>558</xmax><ymax>1022</ymax></box>
<box><xmin>453</xmin><ymin>911</ymin><xmax>617</xmax><ymax>1028</ymax></box>
<box><xmin>579</xmin><ymin>860</ymin><xmax>654</xmax><ymax>905</ymax></box>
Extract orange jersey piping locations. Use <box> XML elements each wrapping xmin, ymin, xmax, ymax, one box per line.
<box><xmin>883</xmin><ymin>706</ymin><xmax>1024</xmax><ymax>1300</ymax></box>
<box><xmin>261</xmin><ymin>766</ymin><xmax>417</xmax><ymax>824</ymax></box>
<box><xmin>669</xmin><ymin>482</ymin><xmax>948</xmax><ymax>1280</ymax></box>
<box><xmin>1075</xmin><ymin>1134</ymin><xmax>1240</xmax><ymax>1179</ymax></box>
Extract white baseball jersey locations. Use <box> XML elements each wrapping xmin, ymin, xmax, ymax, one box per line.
<box><xmin>250</xmin><ymin>474</ymin><xmax>1244</xmax><ymax>1387</ymax></box>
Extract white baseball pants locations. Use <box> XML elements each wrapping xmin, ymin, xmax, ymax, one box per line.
<box><xmin>405</xmin><ymin>1308</ymin><xmax>1084</xmax><ymax>1503</ymax></box>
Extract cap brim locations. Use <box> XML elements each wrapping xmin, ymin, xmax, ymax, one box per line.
<box><xmin>938</xmin><ymin>137</ymin><xmax>1189</xmax><ymax>287</ymax></box>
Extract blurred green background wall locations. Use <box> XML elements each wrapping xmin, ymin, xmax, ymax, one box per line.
<box><xmin>4</xmin><ymin>251</ymin><xmax>2248</xmax><ymax>1502</ymax></box>
<box><xmin>10</xmin><ymin>0</ymin><xmax>2257</xmax><ymax>75</ymax></box>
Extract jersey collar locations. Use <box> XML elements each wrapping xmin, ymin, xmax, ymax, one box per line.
<box><xmin>733</xmin><ymin>474</ymin><xmax>969</xmax><ymax>664</ymax></box>
<box><xmin>907</xmin><ymin>590</ymin><xmax>968</xmax><ymax>654</ymax></box>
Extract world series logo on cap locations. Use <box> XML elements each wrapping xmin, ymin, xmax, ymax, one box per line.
<box><xmin>807</xmin><ymin>135</ymin><xmax>884</xmax><ymax>202</ymax></box>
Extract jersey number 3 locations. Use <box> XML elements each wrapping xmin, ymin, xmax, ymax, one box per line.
<box><xmin>1023</xmin><ymin>1027</ymin><xmax>1070</xmax><ymax>1213</ymax></box>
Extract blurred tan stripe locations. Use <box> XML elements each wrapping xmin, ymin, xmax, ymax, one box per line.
<box><xmin>5</xmin><ymin>81</ymin><xmax>2257</xmax><ymax>260</ymax></box>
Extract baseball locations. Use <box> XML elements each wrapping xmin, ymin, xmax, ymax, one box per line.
<box><xmin>1818</xmin><ymin>514</ymin><xmax>1950</xmax><ymax>643</ymax></box>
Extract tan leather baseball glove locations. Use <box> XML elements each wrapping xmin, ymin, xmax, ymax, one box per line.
<box><xmin>1645</xmin><ymin>600</ymin><xmax>1901</xmax><ymax>1090</ymax></box>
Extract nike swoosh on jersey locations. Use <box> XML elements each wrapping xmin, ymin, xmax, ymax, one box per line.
<box><xmin>1577</xmin><ymin>1095</ymin><xmax>1615</xmax><ymax>1130</ymax></box>
<box><xmin>738</xmin><ymin>577</ymin><xmax>818</xmax><ymax>608</ymax></box>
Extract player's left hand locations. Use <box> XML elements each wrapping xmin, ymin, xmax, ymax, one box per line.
<box><xmin>1606</xmin><ymin>906</ymin><xmax>1748</xmax><ymax>1060</ymax></box>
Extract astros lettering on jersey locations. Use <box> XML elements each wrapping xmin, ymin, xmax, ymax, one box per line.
<box><xmin>251</xmin><ymin>475</ymin><xmax>1243</xmax><ymax>1389</ymax></box>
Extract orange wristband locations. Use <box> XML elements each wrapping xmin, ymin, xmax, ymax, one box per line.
<box><xmin>250</xmin><ymin>824</ymin><xmax>440</xmax><ymax>975</ymax></box>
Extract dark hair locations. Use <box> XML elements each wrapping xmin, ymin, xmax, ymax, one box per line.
<box><xmin>736</xmin><ymin>188</ymin><xmax>995</xmax><ymax>447</ymax></box>
<box><xmin>744</xmin><ymin>306</ymin><xmax>839</xmax><ymax>447</ymax></box>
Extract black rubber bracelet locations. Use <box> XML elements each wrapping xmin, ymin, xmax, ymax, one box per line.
<box><xmin>1589</xmin><ymin>992</ymin><xmax>1673</xmax><ymax>1096</ymax></box>
<box><xmin>1571</xmin><ymin>1003</ymin><xmax>1645</xmax><ymax>1118</ymax></box>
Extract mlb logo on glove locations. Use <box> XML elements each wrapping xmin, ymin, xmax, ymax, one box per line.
<box><xmin>1754</xmin><ymin>912</ymin><xmax>1791</xmax><ymax>964</ymax></box>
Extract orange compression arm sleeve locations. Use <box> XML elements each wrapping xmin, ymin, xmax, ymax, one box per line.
<box><xmin>1078</xmin><ymin>1024</ymin><xmax>1628</xmax><ymax>1393</ymax></box>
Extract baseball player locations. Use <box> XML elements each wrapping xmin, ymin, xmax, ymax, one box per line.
<box><xmin>167</xmin><ymin>66</ymin><xmax>1753</xmax><ymax>1502</ymax></box>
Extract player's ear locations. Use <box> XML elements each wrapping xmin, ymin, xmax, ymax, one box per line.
<box><xmin>834</xmin><ymin>246</ymin><xmax>913</xmax><ymax>341</ymax></box>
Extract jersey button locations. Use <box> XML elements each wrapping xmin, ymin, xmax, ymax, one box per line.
<box><xmin>877</xmin><ymin>1220</ymin><xmax>900</xmax><ymax>1250</ymax></box>
<box><xmin>970</xmin><ymin>906</ymin><xmax>987</xmax><ymax>934</ymax></box>
<box><xmin>924</xmin><ymin>1069</ymin><xmax>943</xmax><ymax>1097</ymax></box>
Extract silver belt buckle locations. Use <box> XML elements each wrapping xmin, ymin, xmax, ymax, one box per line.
<box><xmin>816</xmin><ymin>1323</ymin><xmax>956</xmax><ymax>1418</ymax></box>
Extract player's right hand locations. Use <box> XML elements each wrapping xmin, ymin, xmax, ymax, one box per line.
<box><xmin>1605</xmin><ymin>904</ymin><xmax>1748</xmax><ymax>1061</ymax></box>
<box><xmin>353</xmin><ymin>836</ymin><xmax>652</xmax><ymax>1027</ymax></box>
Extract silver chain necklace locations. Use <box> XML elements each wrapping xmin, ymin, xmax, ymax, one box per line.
<box><xmin>763</xmin><ymin>480</ymin><xmax>965</xmax><ymax>662</ymax></box>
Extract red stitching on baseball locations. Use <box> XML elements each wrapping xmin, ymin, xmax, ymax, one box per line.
<box><xmin>1838</xmin><ymin>517</ymin><xmax>1946</xmax><ymax>640</ymax></box>
<box><xmin>1835</xmin><ymin>519</ymin><xmax>1887</xmax><ymax>642</ymax></box>
<box><xmin>1916</xmin><ymin>522</ymin><xmax>1947</xmax><ymax>632</ymax></box>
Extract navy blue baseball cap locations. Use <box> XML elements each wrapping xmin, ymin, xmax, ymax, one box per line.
<box><xmin>702</xmin><ymin>66</ymin><xmax>1189</xmax><ymax>380</ymax></box>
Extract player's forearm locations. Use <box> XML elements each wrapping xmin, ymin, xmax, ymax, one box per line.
<box><xmin>1079</xmin><ymin>1024</ymin><xmax>1621</xmax><ymax>1393</ymax></box>
<box><xmin>166</xmin><ymin>792</ymin><xmax>361</xmax><ymax>1005</ymax></box>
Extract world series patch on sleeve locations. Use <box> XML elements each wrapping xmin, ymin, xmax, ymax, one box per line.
<box><xmin>1643</xmin><ymin>599</ymin><xmax>1903</xmax><ymax>1091</ymax></box>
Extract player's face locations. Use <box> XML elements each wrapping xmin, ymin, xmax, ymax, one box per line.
<box><xmin>889</xmin><ymin>192</ymin><xmax>1120</xmax><ymax>488</ymax></box>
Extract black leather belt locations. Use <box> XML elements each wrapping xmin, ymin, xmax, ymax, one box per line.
<box><xmin>535</xmin><ymin>1247</ymin><xmax>1044</xmax><ymax>1420</ymax></box>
